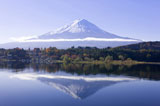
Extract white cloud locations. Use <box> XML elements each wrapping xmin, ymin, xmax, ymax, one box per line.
<box><xmin>13</xmin><ymin>37</ymin><xmax>139</xmax><ymax>42</ymax></box>
<box><xmin>10</xmin><ymin>35</ymin><xmax>38</xmax><ymax>42</ymax></box>
<box><xmin>10</xmin><ymin>73</ymin><xmax>137</xmax><ymax>82</ymax></box>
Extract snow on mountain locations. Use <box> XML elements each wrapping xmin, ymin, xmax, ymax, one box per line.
<box><xmin>27</xmin><ymin>19</ymin><xmax>136</xmax><ymax>40</ymax></box>
<box><xmin>37</xmin><ymin>19</ymin><xmax>122</xmax><ymax>39</ymax></box>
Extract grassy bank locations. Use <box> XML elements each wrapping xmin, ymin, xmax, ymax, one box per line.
<box><xmin>1</xmin><ymin>59</ymin><xmax>160</xmax><ymax>65</ymax></box>
<box><xmin>52</xmin><ymin>60</ymin><xmax>160</xmax><ymax>65</ymax></box>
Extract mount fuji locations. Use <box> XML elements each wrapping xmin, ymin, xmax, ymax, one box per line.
<box><xmin>38</xmin><ymin>19</ymin><xmax>124</xmax><ymax>39</ymax></box>
<box><xmin>0</xmin><ymin>19</ymin><xmax>141</xmax><ymax>49</ymax></box>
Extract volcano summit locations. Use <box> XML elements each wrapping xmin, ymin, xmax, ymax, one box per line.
<box><xmin>0</xmin><ymin>19</ymin><xmax>141</xmax><ymax>49</ymax></box>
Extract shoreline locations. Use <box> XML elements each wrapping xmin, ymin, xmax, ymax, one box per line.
<box><xmin>1</xmin><ymin>59</ymin><xmax>160</xmax><ymax>65</ymax></box>
<box><xmin>33</xmin><ymin>60</ymin><xmax>160</xmax><ymax>65</ymax></box>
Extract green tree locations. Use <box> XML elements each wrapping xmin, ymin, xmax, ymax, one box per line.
<box><xmin>74</xmin><ymin>57</ymin><xmax>82</xmax><ymax>62</ymax></box>
<box><xmin>99</xmin><ymin>57</ymin><xmax>104</xmax><ymax>61</ymax></box>
<box><xmin>146</xmin><ymin>54</ymin><xmax>151</xmax><ymax>58</ymax></box>
<box><xmin>126</xmin><ymin>58</ymin><xmax>132</xmax><ymax>61</ymax></box>
<box><xmin>62</xmin><ymin>55</ymin><xmax>71</xmax><ymax>63</ymax></box>
<box><xmin>84</xmin><ymin>57</ymin><xmax>91</xmax><ymax>61</ymax></box>
<box><xmin>105</xmin><ymin>55</ymin><xmax>113</xmax><ymax>62</ymax></box>
<box><xmin>118</xmin><ymin>55</ymin><xmax>125</xmax><ymax>61</ymax></box>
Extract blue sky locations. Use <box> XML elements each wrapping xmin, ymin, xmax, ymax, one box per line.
<box><xmin>0</xmin><ymin>0</ymin><xmax>160</xmax><ymax>43</ymax></box>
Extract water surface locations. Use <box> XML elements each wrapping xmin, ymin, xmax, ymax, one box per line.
<box><xmin>0</xmin><ymin>63</ymin><xmax>160</xmax><ymax>106</ymax></box>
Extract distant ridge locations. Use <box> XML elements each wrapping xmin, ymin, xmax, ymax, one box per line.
<box><xmin>116</xmin><ymin>41</ymin><xmax>160</xmax><ymax>50</ymax></box>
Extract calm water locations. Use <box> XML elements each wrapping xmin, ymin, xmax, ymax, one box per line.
<box><xmin>0</xmin><ymin>62</ymin><xmax>160</xmax><ymax>106</ymax></box>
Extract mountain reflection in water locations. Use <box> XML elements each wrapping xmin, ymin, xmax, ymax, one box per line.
<box><xmin>10</xmin><ymin>73</ymin><xmax>137</xmax><ymax>99</ymax></box>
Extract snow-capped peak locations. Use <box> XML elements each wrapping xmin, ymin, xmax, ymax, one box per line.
<box><xmin>38</xmin><ymin>19</ymin><xmax>122</xmax><ymax>39</ymax></box>
<box><xmin>2</xmin><ymin>19</ymin><xmax>141</xmax><ymax>49</ymax></box>
<box><xmin>49</xmin><ymin>19</ymin><xmax>104</xmax><ymax>34</ymax></box>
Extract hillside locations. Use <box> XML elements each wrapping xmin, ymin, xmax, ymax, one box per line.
<box><xmin>116</xmin><ymin>41</ymin><xmax>160</xmax><ymax>50</ymax></box>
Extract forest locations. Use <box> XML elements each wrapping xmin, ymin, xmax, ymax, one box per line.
<box><xmin>0</xmin><ymin>41</ymin><xmax>160</xmax><ymax>64</ymax></box>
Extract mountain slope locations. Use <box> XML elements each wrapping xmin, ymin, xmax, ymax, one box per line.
<box><xmin>116</xmin><ymin>41</ymin><xmax>160</xmax><ymax>50</ymax></box>
<box><xmin>38</xmin><ymin>19</ymin><xmax>123</xmax><ymax>39</ymax></box>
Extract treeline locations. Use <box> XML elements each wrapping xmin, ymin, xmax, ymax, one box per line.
<box><xmin>0</xmin><ymin>45</ymin><xmax>160</xmax><ymax>63</ymax></box>
<box><xmin>37</xmin><ymin>46</ymin><xmax>160</xmax><ymax>62</ymax></box>
<box><xmin>0</xmin><ymin>48</ymin><xmax>30</xmax><ymax>61</ymax></box>
<box><xmin>117</xmin><ymin>41</ymin><xmax>160</xmax><ymax>50</ymax></box>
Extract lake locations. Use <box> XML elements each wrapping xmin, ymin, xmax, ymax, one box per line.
<box><xmin>0</xmin><ymin>62</ymin><xmax>160</xmax><ymax>106</ymax></box>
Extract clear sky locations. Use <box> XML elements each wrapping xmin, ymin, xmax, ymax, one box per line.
<box><xmin>0</xmin><ymin>0</ymin><xmax>160</xmax><ymax>43</ymax></box>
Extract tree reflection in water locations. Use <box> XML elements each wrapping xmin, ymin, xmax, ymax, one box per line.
<box><xmin>0</xmin><ymin>62</ymin><xmax>160</xmax><ymax>80</ymax></box>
